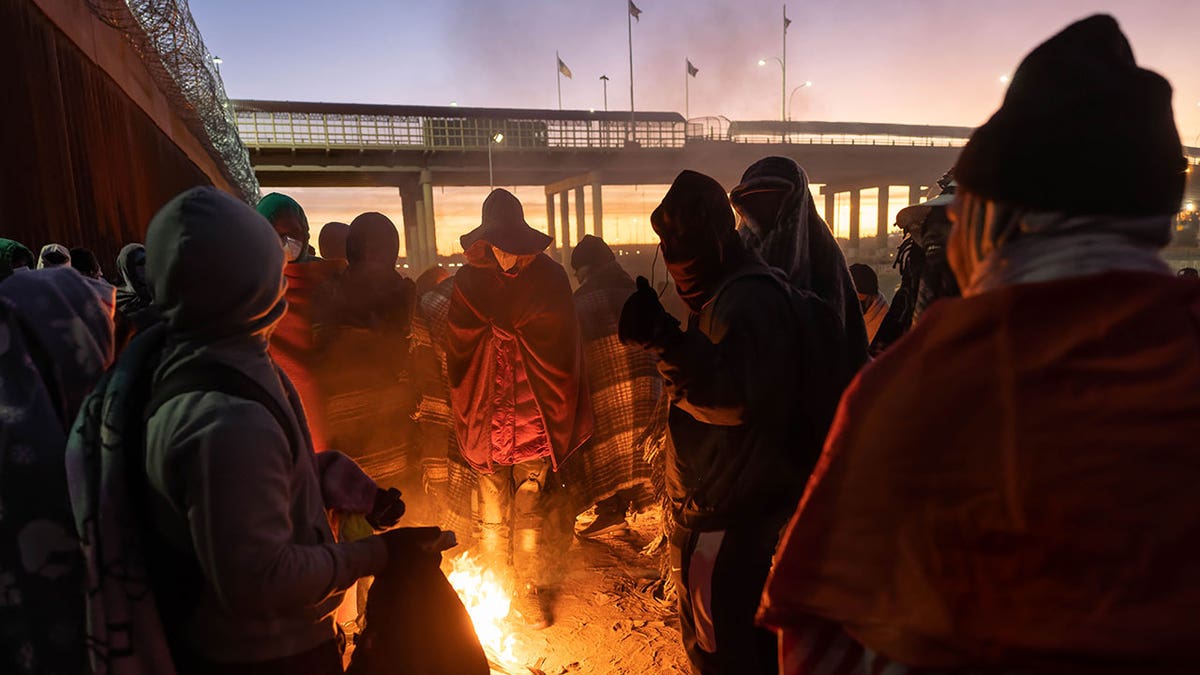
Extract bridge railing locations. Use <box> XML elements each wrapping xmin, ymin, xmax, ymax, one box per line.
<box><xmin>236</xmin><ymin>109</ymin><xmax>686</xmax><ymax>150</ymax></box>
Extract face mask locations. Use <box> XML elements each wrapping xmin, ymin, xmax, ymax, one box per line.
<box><xmin>282</xmin><ymin>236</ymin><xmax>304</xmax><ymax>262</ymax></box>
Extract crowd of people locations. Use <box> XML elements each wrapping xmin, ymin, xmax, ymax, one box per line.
<box><xmin>2</xmin><ymin>12</ymin><xmax>1199</xmax><ymax>675</ymax></box>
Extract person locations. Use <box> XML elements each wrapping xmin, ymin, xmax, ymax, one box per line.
<box><xmin>730</xmin><ymin>156</ymin><xmax>869</xmax><ymax>371</ymax></box>
<box><xmin>869</xmin><ymin>172</ymin><xmax>962</xmax><ymax>355</ymax></box>
<box><xmin>619</xmin><ymin>170</ymin><xmax>853</xmax><ymax>675</ymax></box>
<box><xmin>314</xmin><ymin>212</ymin><xmax>418</xmax><ymax>495</ymax></box>
<box><xmin>66</xmin><ymin>187</ymin><xmax>409</xmax><ymax>675</ymax></box>
<box><xmin>1178</xmin><ymin>267</ymin><xmax>1198</xmax><ymax>278</ymax></box>
<box><xmin>562</xmin><ymin>234</ymin><xmax>661</xmax><ymax>538</ymax></box>
<box><xmin>759</xmin><ymin>15</ymin><xmax>1200</xmax><ymax>673</ymax></box>
<box><xmin>257</xmin><ymin>192</ymin><xmax>342</xmax><ymax>452</ymax></box>
<box><xmin>37</xmin><ymin>243</ymin><xmax>71</xmax><ymax>269</ymax></box>
<box><xmin>0</xmin><ymin>238</ymin><xmax>35</xmax><ymax>280</ymax></box>
<box><xmin>318</xmin><ymin>221</ymin><xmax>350</xmax><ymax>263</ymax></box>
<box><xmin>447</xmin><ymin>189</ymin><xmax>593</xmax><ymax>629</ymax></box>
<box><xmin>113</xmin><ymin>242</ymin><xmax>162</xmax><ymax>352</ymax></box>
<box><xmin>70</xmin><ymin>246</ymin><xmax>106</xmax><ymax>280</ymax></box>
<box><xmin>0</xmin><ymin>267</ymin><xmax>114</xmax><ymax>675</ymax></box>
<box><xmin>848</xmin><ymin>263</ymin><xmax>888</xmax><ymax>343</ymax></box>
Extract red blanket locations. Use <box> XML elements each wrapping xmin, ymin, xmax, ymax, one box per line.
<box><xmin>760</xmin><ymin>272</ymin><xmax>1200</xmax><ymax>671</ymax></box>
<box><xmin>269</xmin><ymin>259</ymin><xmax>344</xmax><ymax>452</ymax></box>
<box><xmin>447</xmin><ymin>245</ymin><xmax>592</xmax><ymax>472</ymax></box>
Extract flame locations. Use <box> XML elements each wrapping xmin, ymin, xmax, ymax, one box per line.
<box><xmin>446</xmin><ymin>552</ymin><xmax>521</xmax><ymax>669</ymax></box>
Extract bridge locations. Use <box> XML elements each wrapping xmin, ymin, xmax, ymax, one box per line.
<box><xmin>236</xmin><ymin>99</ymin><xmax>1200</xmax><ymax>270</ymax></box>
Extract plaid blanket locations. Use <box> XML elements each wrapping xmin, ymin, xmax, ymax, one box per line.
<box><xmin>559</xmin><ymin>263</ymin><xmax>661</xmax><ymax>515</ymax></box>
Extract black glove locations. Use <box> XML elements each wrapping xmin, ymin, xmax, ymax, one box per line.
<box><xmin>365</xmin><ymin>487</ymin><xmax>406</xmax><ymax>531</ymax></box>
<box><xmin>619</xmin><ymin>276</ymin><xmax>682</xmax><ymax>349</ymax></box>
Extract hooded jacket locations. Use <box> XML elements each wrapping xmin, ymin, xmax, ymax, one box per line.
<box><xmin>142</xmin><ymin>187</ymin><xmax>386</xmax><ymax>664</ymax></box>
<box><xmin>114</xmin><ymin>243</ymin><xmax>162</xmax><ymax>351</ymax></box>
<box><xmin>652</xmin><ymin>171</ymin><xmax>851</xmax><ymax>531</ymax></box>
<box><xmin>447</xmin><ymin>242</ymin><xmax>592</xmax><ymax>472</ymax></box>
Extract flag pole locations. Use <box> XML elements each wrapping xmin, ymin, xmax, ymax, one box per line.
<box><xmin>685</xmin><ymin>59</ymin><xmax>689</xmax><ymax>120</ymax></box>
<box><xmin>557</xmin><ymin>50</ymin><xmax>563</xmax><ymax>110</ymax></box>
<box><xmin>627</xmin><ymin>3</ymin><xmax>635</xmax><ymax>144</ymax></box>
<box><xmin>782</xmin><ymin>4</ymin><xmax>787</xmax><ymax>123</ymax></box>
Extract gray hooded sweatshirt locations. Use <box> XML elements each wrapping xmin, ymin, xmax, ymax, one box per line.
<box><xmin>143</xmin><ymin>187</ymin><xmax>387</xmax><ymax>663</ymax></box>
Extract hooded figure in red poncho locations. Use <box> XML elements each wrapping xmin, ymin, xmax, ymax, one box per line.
<box><xmin>447</xmin><ymin>189</ymin><xmax>592</xmax><ymax>629</ymax></box>
<box><xmin>759</xmin><ymin>15</ymin><xmax>1200</xmax><ymax>675</ymax></box>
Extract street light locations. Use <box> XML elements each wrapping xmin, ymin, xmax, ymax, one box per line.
<box><xmin>787</xmin><ymin>80</ymin><xmax>812</xmax><ymax>120</ymax></box>
<box><xmin>487</xmin><ymin>131</ymin><xmax>504</xmax><ymax>190</ymax></box>
<box><xmin>212</xmin><ymin>55</ymin><xmax>222</xmax><ymax>75</ymax></box>
<box><xmin>758</xmin><ymin>57</ymin><xmax>786</xmax><ymax>121</ymax></box>
<box><xmin>999</xmin><ymin>74</ymin><xmax>1010</xmax><ymax>85</ymax></box>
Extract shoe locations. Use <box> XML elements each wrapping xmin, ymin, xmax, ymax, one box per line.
<box><xmin>575</xmin><ymin>510</ymin><xmax>629</xmax><ymax>539</ymax></box>
<box><xmin>513</xmin><ymin>585</ymin><xmax>553</xmax><ymax>630</ymax></box>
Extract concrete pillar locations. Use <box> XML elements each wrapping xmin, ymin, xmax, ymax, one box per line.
<box><xmin>824</xmin><ymin>189</ymin><xmax>836</xmax><ymax>233</ymax></box>
<box><xmin>420</xmin><ymin>171</ymin><xmax>436</xmax><ymax>266</ymax></box>
<box><xmin>876</xmin><ymin>185</ymin><xmax>890</xmax><ymax>249</ymax></box>
<box><xmin>848</xmin><ymin>189</ymin><xmax>861</xmax><ymax>250</ymax></box>
<box><xmin>591</xmin><ymin>182</ymin><xmax>604</xmax><ymax>239</ymax></box>
<box><xmin>414</xmin><ymin>200</ymin><xmax>427</xmax><ymax>272</ymax></box>
<box><xmin>546</xmin><ymin>192</ymin><xmax>558</xmax><ymax>251</ymax></box>
<box><xmin>398</xmin><ymin>178</ymin><xmax>421</xmax><ymax>269</ymax></box>
<box><xmin>574</xmin><ymin>186</ymin><xmax>586</xmax><ymax>242</ymax></box>
<box><xmin>559</xmin><ymin>189</ymin><xmax>572</xmax><ymax>265</ymax></box>
<box><xmin>908</xmin><ymin>184</ymin><xmax>923</xmax><ymax>206</ymax></box>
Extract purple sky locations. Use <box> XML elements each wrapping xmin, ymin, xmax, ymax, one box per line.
<box><xmin>190</xmin><ymin>0</ymin><xmax>1200</xmax><ymax>253</ymax></box>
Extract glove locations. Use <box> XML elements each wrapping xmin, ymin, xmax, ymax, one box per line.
<box><xmin>365</xmin><ymin>487</ymin><xmax>406</xmax><ymax>531</ymax></box>
<box><xmin>619</xmin><ymin>276</ymin><xmax>682</xmax><ymax>350</ymax></box>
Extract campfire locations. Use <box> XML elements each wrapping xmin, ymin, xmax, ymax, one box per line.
<box><xmin>446</xmin><ymin>552</ymin><xmax>523</xmax><ymax>673</ymax></box>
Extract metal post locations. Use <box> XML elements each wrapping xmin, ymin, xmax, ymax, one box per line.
<box><xmin>685</xmin><ymin>58</ymin><xmax>690</xmax><ymax>120</ymax></box>
<box><xmin>601</xmin><ymin>75</ymin><xmax>609</xmax><ymax>111</ymax></box>
<box><xmin>876</xmin><ymin>186</ymin><xmax>890</xmax><ymax>249</ymax></box>
<box><xmin>627</xmin><ymin>6</ymin><xmax>636</xmax><ymax>144</ymax></box>
<box><xmin>591</xmin><ymin>181</ymin><xmax>604</xmax><ymax>239</ymax></box>
<box><xmin>487</xmin><ymin>122</ymin><xmax>495</xmax><ymax>190</ymax></box>
<box><xmin>556</xmin><ymin>50</ymin><xmax>563</xmax><ymax>110</ymax></box>
<box><xmin>781</xmin><ymin>4</ymin><xmax>788</xmax><ymax>123</ymax></box>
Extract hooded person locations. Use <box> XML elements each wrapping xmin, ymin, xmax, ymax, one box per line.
<box><xmin>65</xmin><ymin>187</ymin><xmax>420</xmax><ymax>675</ymax></box>
<box><xmin>561</xmin><ymin>235</ymin><xmax>661</xmax><ymax>538</ymax></box>
<box><xmin>759</xmin><ymin>15</ymin><xmax>1200</xmax><ymax>674</ymax></box>
<box><xmin>619</xmin><ymin>170</ymin><xmax>852</xmax><ymax>675</ymax></box>
<box><xmin>730</xmin><ymin>157</ymin><xmax>869</xmax><ymax>371</ymax></box>
<box><xmin>317</xmin><ymin>221</ymin><xmax>350</xmax><ymax>263</ymax></box>
<box><xmin>0</xmin><ymin>238</ymin><xmax>35</xmax><ymax>280</ymax></box>
<box><xmin>257</xmin><ymin>192</ymin><xmax>341</xmax><ymax>452</ymax></box>
<box><xmin>113</xmin><ymin>243</ymin><xmax>162</xmax><ymax>352</ymax></box>
<box><xmin>0</xmin><ymin>267</ymin><xmax>114</xmax><ymax>675</ymax></box>
<box><xmin>848</xmin><ymin>263</ymin><xmax>888</xmax><ymax>344</ymax></box>
<box><xmin>447</xmin><ymin>188</ymin><xmax>593</xmax><ymax>629</ymax></box>
<box><xmin>37</xmin><ymin>243</ymin><xmax>71</xmax><ymax>269</ymax></box>
<box><xmin>314</xmin><ymin>213</ymin><xmax>418</xmax><ymax>495</ymax></box>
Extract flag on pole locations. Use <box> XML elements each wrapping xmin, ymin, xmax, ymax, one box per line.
<box><xmin>784</xmin><ymin>7</ymin><xmax>792</xmax><ymax>32</ymax></box>
<box><xmin>558</xmin><ymin>56</ymin><xmax>573</xmax><ymax>78</ymax></box>
<box><xmin>686</xmin><ymin>59</ymin><xmax>699</xmax><ymax>77</ymax></box>
<box><xmin>628</xmin><ymin>1</ymin><xmax>642</xmax><ymax>22</ymax></box>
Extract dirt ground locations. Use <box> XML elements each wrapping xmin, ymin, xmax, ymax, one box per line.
<box><xmin>493</xmin><ymin>509</ymin><xmax>692</xmax><ymax>675</ymax></box>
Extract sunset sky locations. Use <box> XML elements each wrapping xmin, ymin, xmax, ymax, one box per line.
<box><xmin>191</xmin><ymin>0</ymin><xmax>1200</xmax><ymax>256</ymax></box>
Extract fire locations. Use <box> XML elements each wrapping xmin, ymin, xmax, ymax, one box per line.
<box><xmin>446</xmin><ymin>551</ymin><xmax>521</xmax><ymax>670</ymax></box>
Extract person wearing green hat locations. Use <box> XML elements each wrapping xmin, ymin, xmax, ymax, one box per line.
<box><xmin>0</xmin><ymin>238</ymin><xmax>35</xmax><ymax>280</ymax></box>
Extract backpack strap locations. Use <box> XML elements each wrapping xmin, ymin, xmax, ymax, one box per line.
<box><xmin>144</xmin><ymin>360</ymin><xmax>301</xmax><ymax>457</ymax></box>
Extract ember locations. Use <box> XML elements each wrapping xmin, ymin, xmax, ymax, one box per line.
<box><xmin>446</xmin><ymin>552</ymin><xmax>521</xmax><ymax>671</ymax></box>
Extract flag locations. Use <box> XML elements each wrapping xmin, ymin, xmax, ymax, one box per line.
<box><xmin>628</xmin><ymin>0</ymin><xmax>642</xmax><ymax>22</ymax></box>
<box><xmin>558</xmin><ymin>57</ymin><xmax>573</xmax><ymax>78</ymax></box>
<box><xmin>784</xmin><ymin>10</ymin><xmax>792</xmax><ymax>32</ymax></box>
<box><xmin>686</xmin><ymin>60</ymin><xmax>699</xmax><ymax>77</ymax></box>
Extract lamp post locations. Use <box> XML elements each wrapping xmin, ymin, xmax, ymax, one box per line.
<box><xmin>786</xmin><ymin>81</ymin><xmax>812</xmax><ymax>120</ymax></box>
<box><xmin>487</xmin><ymin>131</ymin><xmax>504</xmax><ymax>190</ymax></box>
<box><xmin>757</xmin><ymin>57</ymin><xmax>786</xmax><ymax>122</ymax></box>
<box><xmin>600</xmin><ymin>75</ymin><xmax>609</xmax><ymax>111</ymax></box>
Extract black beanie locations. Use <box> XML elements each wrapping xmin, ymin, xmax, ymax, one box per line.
<box><xmin>956</xmin><ymin>14</ymin><xmax>1185</xmax><ymax>216</ymax></box>
<box><xmin>849</xmin><ymin>263</ymin><xmax>878</xmax><ymax>296</ymax></box>
<box><xmin>571</xmin><ymin>234</ymin><xmax>616</xmax><ymax>270</ymax></box>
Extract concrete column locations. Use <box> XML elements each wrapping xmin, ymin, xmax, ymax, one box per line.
<box><xmin>876</xmin><ymin>185</ymin><xmax>890</xmax><ymax>249</ymax></box>
<box><xmin>824</xmin><ymin>189</ymin><xmax>836</xmax><ymax>233</ymax></box>
<box><xmin>546</xmin><ymin>192</ymin><xmax>558</xmax><ymax>252</ymax></box>
<box><xmin>574</xmin><ymin>186</ymin><xmax>586</xmax><ymax>241</ymax></box>
<box><xmin>559</xmin><ymin>189</ymin><xmax>572</xmax><ymax>265</ymax></box>
<box><xmin>420</xmin><ymin>171</ymin><xmax>436</xmax><ymax>267</ymax></box>
<box><xmin>414</xmin><ymin>200</ymin><xmax>427</xmax><ymax>271</ymax></box>
<box><xmin>908</xmin><ymin>184</ymin><xmax>923</xmax><ymax>206</ymax></box>
<box><xmin>398</xmin><ymin>177</ymin><xmax>421</xmax><ymax>269</ymax></box>
<box><xmin>848</xmin><ymin>189</ymin><xmax>861</xmax><ymax>250</ymax></box>
<box><xmin>591</xmin><ymin>182</ymin><xmax>604</xmax><ymax>239</ymax></box>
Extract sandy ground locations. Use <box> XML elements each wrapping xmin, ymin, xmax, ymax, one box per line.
<box><xmin>491</xmin><ymin>510</ymin><xmax>691</xmax><ymax>675</ymax></box>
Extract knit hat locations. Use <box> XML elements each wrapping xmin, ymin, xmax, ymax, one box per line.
<box><xmin>956</xmin><ymin>14</ymin><xmax>1185</xmax><ymax>216</ymax></box>
<box><xmin>570</xmin><ymin>234</ymin><xmax>616</xmax><ymax>271</ymax></box>
<box><xmin>849</xmin><ymin>264</ymin><xmax>878</xmax><ymax>296</ymax></box>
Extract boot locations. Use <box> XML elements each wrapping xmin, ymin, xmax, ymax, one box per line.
<box><xmin>477</xmin><ymin>522</ymin><xmax>511</xmax><ymax>575</ymax></box>
<box><xmin>511</xmin><ymin>583</ymin><xmax>552</xmax><ymax>630</ymax></box>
